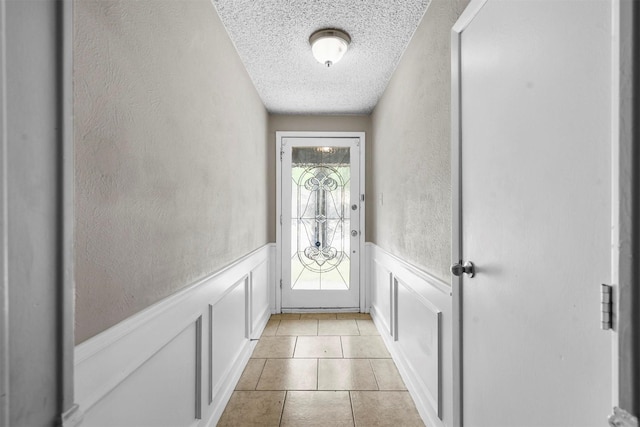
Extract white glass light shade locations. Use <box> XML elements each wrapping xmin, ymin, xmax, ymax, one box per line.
<box><xmin>309</xmin><ymin>29</ymin><xmax>351</xmax><ymax>67</ymax></box>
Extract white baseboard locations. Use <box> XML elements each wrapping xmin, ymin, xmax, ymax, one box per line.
<box><xmin>367</xmin><ymin>243</ymin><xmax>453</xmax><ymax>427</ymax></box>
<box><xmin>75</xmin><ymin>244</ymin><xmax>274</xmax><ymax>427</ymax></box>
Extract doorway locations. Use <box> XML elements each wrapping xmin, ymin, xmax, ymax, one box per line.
<box><xmin>276</xmin><ymin>132</ymin><xmax>365</xmax><ymax>311</ymax></box>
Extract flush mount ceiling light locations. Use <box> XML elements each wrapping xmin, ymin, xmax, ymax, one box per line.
<box><xmin>309</xmin><ymin>29</ymin><xmax>351</xmax><ymax>68</ymax></box>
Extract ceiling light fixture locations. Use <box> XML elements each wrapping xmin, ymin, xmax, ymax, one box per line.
<box><xmin>309</xmin><ymin>29</ymin><xmax>351</xmax><ymax>68</ymax></box>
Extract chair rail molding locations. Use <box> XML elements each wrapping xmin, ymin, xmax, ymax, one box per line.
<box><xmin>75</xmin><ymin>244</ymin><xmax>274</xmax><ymax>427</ymax></box>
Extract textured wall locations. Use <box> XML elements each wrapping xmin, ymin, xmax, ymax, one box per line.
<box><xmin>267</xmin><ymin>114</ymin><xmax>372</xmax><ymax>241</ymax></box>
<box><xmin>370</xmin><ymin>0</ymin><xmax>469</xmax><ymax>283</ymax></box>
<box><xmin>74</xmin><ymin>0</ymin><xmax>268</xmax><ymax>343</ymax></box>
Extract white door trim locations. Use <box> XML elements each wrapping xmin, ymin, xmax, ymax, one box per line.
<box><xmin>275</xmin><ymin>131</ymin><xmax>366</xmax><ymax>313</ymax></box>
<box><xmin>451</xmin><ymin>3</ymin><xmax>489</xmax><ymax>426</ymax></box>
<box><xmin>0</xmin><ymin>1</ymin><xmax>7</xmax><ymax>422</ymax></box>
<box><xmin>610</xmin><ymin>0</ymin><xmax>637</xmax><ymax>418</ymax></box>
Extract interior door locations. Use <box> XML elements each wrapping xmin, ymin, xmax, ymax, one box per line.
<box><xmin>280</xmin><ymin>136</ymin><xmax>362</xmax><ymax>309</ymax></box>
<box><xmin>452</xmin><ymin>1</ymin><xmax>613</xmax><ymax>426</ymax></box>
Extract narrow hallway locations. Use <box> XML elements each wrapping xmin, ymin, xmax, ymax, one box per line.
<box><xmin>218</xmin><ymin>313</ymin><xmax>425</xmax><ymax>426</ymax></box>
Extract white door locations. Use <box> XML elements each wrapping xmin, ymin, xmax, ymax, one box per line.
<box><xmin>452</xmin><ymin>1</ymin><xmax>612</xmax><ymax>426</ymax></box>
<box><xmin>278</xmin><ymin>135</ymin><xmax>364</xmax><ymax>309</ymax></box>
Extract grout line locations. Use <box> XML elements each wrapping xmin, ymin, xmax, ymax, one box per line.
<box><xmin>369</xmin><ymin>358</ymin><xmax>380</xmax><ymax>391</ymax></box>
<box><xmin>349</xmin><ymin>390</ymin><xmax>356</xmax><ymax>427</ymax></box>
<box><xmin>255</xmin><ymin>358</ymin><xmax>268</xmax><ymax>391</ymax></box>
<box><xmin>291</xmin><ymin>336</ymin><xmax>298</xmax><ymax>358</ymax></box>
<box><xmin>279</xmin><ymin>390</ymin><xmax>288</xmax><ymax>427</ymax></box>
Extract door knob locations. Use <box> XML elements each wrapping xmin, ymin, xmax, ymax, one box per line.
<box><xmin>351</xmin><ymin>230</ymin><xmax>358</xmax><ymax>237</ymax></box>
<box><xmin>451</xmin><ymin>261</ymin><xmax>475</xmax><ymax>278</ymax></box>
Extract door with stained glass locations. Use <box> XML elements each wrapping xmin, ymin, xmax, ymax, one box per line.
<box><xmin>280</xmin><ymin>136</ymin><xmax>362</xmax><ymax>309</ymax></box>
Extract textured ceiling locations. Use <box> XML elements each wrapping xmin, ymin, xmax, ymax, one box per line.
<box><xmin>211</xmin><ymin>0</ymin><xmax>431</xmax><ymax>115</ymax></box>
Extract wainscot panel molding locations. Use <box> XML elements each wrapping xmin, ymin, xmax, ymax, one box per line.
<box><xmin>367</xmin><ymin>243</ymin><xmax>453</xmax><ymax>427</ymax></box>
<box><xmin>75</xmin><ymin>244</ymin><xmax>274</xmax><ymax>427</ymax></box>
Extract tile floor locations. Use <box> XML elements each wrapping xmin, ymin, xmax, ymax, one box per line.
<box><xmin>218</xmin><ymin>313</ymin><xmax>425</xmax><ymax>427</ymax></box>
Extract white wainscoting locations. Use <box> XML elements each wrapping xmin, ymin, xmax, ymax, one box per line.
<box><xmin>75</xmin><ymin>244</ymin><xmax>274</xmax><ymax>427</ymax></box>
<box><xmin>367</xmin><ymin>243</ymin><xmax>453</xmax><ymax>427</ymax></box>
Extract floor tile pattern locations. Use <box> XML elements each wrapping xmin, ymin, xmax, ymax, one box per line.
<box><xmin>218</xmin><ymin>314</ymin><xmax>424</xmax><ymax>426</ymax></box>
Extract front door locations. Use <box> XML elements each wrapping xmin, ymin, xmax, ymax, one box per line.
<box><xmin>452</xmin><ymin>1</ymin><xmax>612</xmax><ymax>426</ymax></box>
<box><xmin>278</xmin><ymin>134</ymin><xmax>363</xmax><ymax>310</ymax></box>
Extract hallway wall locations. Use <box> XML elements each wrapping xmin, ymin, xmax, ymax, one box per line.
<box><xmin>74</xmin><ymin>0</ymin><xmax>268</xmax><ymax>343</ymax></box>
<box><xmin>267</xmin><ymin>114</ymin><xmax>372</xmax><ymax>240</ymax></box>
<box><xmin>370</xmin><ymin>0</ymin><xmax>469</xmax><ymax>283</ymax></box>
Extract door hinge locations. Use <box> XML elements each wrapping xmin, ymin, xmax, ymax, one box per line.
<box><xmin>279</xmin><ymin>279</ymin><xmax>282</xmax><ymax>289</ymax></box>
<box><xmin>280</xmin><ymin>150</ymin><xmax>284</xmax><ymax>161</ymax></box>
<box><xmin>601</xmin><ymin>284</ymin><xmax>613</xmax><ymax>330</ymax></box>
<box><xmin>280</xmin><ymin>215</ymin><xmax>282</xmax><ymax>225</ymax></box>
<box><xmin>608</xmin><ymin>407</ymin><xmax>638</xmax><ymax>427</ymax></box>
<box><xmin>361</xmin><ymin>194</ymin><xmax>365</xmax><ymax>202</ymax></box>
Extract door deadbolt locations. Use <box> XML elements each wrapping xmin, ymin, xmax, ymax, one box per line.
<box><xmin>451</xmin><ymin>261</ymin><xmax>475</xmax><ymax>278</ymax></box>
<box><xmin>351</xmin><ymin>204</ymin><xmax>358</xmax><ymax>210</ymax></box>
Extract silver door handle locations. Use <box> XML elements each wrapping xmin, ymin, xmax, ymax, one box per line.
<box><xmin>451</xmin><ymin>261</ymin><xmax>475</xmax><ymax>278</ymax></box>
<box><xmin>351</xmin><ymin>230</ymin><xmax>358</xmax><ymax>237</ymax></box>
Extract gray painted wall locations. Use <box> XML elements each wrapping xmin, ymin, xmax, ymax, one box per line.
<box><xmin>370</xmin><ymin>0</ymin><xmax>469</xmax><ymax>283</ymax></box>
<box><xmin>74</xmin><ymin>0</ymin><xmax>268</xmax><ymax>343</ymax></box>
<box><xmin>267</xmin><ymin>115</ymin><xmax>372</xmax><ymax>241</ymax></box>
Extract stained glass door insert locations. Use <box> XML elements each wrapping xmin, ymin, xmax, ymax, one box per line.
<box><xmin>291</xmin><ymin>147</ymin><xmax>350</xmax><ymax>290</ymax></box>
<box><xmin>281</xmin><ymin>137</ymin><xmax>361</xmax><ymax>309</ymax></box>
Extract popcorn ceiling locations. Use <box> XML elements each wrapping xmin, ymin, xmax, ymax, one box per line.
<box><xmin>211</xmin><ymin>0</ymin><xmax>431</xmax><ymax>114</ymax></box>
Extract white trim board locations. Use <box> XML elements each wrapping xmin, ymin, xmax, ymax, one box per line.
<box><xmin>75</xmin><ymin>244</ymin><xmax>273</xmax><ymax>427</ymax></box>
<box><xmin>450</xmin><ymin>3</ymin><xmax>488</xmax><ymax>426</ymax></box>
<box><xmin>611</xmin><ymin>0</ymin><xmax>637</xmax><ymax>417</ymax></box>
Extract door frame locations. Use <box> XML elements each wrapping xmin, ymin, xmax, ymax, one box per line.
<box><xmin>611</xmin><ymin>0</ymin><xmax>638</xmax><ymax>418</ymax></box>
<box><xmin>451</xmin><ymin>1</ymin><xmax>638</xmax><ymax>426</ymax></box>
<box><xmin>1</xmin><ymin>0</ymin><xmax>78</xmax><ymax>424</ymax></box>
<box><xmin>275</xmin><ymin>131</ymin><xmax>366</xmax><ymax>313</ymax></box>
<box><xmin>451</xmin><ymin>4</ymin><xmax>488</xmax><ymax>426</ymax></box>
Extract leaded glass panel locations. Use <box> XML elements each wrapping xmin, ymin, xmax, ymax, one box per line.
<box><xmin>290</xmin><ymin>147</ymin><xmax>351</xmax><ymax>290</ymax></box>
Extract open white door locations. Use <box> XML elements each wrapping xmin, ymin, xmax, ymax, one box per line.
<box><xmin>452</xmin><ymin>1</ymin><xmax>613</xmax><ymax>426</ymax></box>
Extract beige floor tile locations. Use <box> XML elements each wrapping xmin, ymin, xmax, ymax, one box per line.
<box><xmin>336</xmin><ymin>312</ymin><xmax>372</xmax><ymax>320</ymax></box>
<box><xmin>356</xmin><ymin>319</ymin><xmax>380</xmax><ymax>335</ymax></box>
<box><xmin>341</xmin><ymin>336</ymin><xmax>390</xmax><ymax>358</ymax></box>
<box><xmin>252</xmin><ymin>336</ymin><xmax>296</xmax><ymax>358</ymax></box>
<box><xmin>281</xmin><ymin>391</ymin><xmax>354</xmax><ymax>427</ymax></box>
<box><xmin>217</xmin><ymin>390</ymin><xmax>285</xmax><ymax>427</ymax></box>
<box><xmin>370</xmin><ymin>359</ymin><xmax>407</xmax><ymax>390</ymax></box>
<box><xmin>261</xmin><ymin>319</ymin><xmax>280</xmax><ymax>337</ymax></box>
<box><xmin>235</xmin><ymin>358</ymin><xmax>266</xmax><ymax>390</ymax></box>
<box><xmin>270</xmin><ymin>313</ymin><xmax>301</xmax><ymax>320</ymax></box>
<box><xmin>300</xmin><ymin>312</ymin><xmax>337</xmax><ymax>320</ymax></box>
<box><xmin>318</xmin><ymin>359</ymin><xmax>378</xmax><ymax>390</ymax></box>
<box><xmin>256</xmin><ymin>359</ymin><xmax>318</xmax><ymax>390</ymax></box>
<box><xmin>318</xmin><ymin>319</ymin><xmax>359</xmax><ymax>336</ymax></box>
<box><xmin>294</xmin><ymin>336</ymin><xmax>343</xmax><ymax>358</ymax></box>
<box><xmin>351</xmin><ymin>391</ymin><xmax>424</xmax><ymax>427</ymax></box>
<box><xmin>276</xmin><ymin>319</ymin><xmax>318</xmax><ymax>336</ymax></box>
